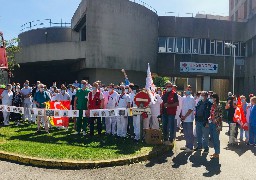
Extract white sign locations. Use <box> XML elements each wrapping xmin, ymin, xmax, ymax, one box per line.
<box><xmin>180</xmin><ymin>62</ymin><xmax>218</xmax><ymax>73</ymax></box>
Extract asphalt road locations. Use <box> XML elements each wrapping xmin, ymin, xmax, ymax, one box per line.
<box><xmin>0</xmin><ymin>122</ymin><xmax>255</xmax><ymax>180</ymax></box>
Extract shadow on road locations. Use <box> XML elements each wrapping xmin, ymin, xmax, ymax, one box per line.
<box><xmin>172</xmin><ymin>151</ymin><xmax>191</xmax><ymax>168</ymax></box>
<box><xmin>224</xmin><ymin>142</ymin><xmax>256</xmax><ymax>156</ymax></box>
<box><xmin>190</xmin><ymin>151</ymin><xmax>221</xmax><ymax>177</ymax></box>
<box><xmin>145</xmin><ymin>149</ymin><xmax>174</xmax><ymax>167</ymax></box>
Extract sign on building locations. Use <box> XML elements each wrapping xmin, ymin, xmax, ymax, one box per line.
<box><xmin>180</xmin><ymin>62</ymin><xmax>218</xmax><ymax>73</ymax></box>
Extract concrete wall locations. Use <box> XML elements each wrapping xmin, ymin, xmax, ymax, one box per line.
<box><xmin>83</xmin><ymin>0</ymin><xmax>159</xmax><ymax>72</ymax></box>
<box><xmin>16</xmin><ymin>42</ymin><xmax>86</xmax><ymax>64</ymax></box>
<box><xmin>158</xmin><ymin>16</ymin><xmax>244</xmax><ymax>41</ymax></box>
<box><xmin>18</xmin><ymin>28</ymin><xmax>80</xmax><ymax>47</ymax></box>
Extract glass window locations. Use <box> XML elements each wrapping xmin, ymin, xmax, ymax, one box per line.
<box><xmin>167</xmin><ymin>37</ymin><xmax>175</xmax><ymax>53</ymax></box>
<box><xmin>158</xmin><ymin>37</ymin><xmax>167</xmax><ymax>53</ymax></box>
<box><xmin>176</xmin><ymin>37</ymin><xmax>183</xmax><ymax>53</ymax></box>
<box><xmin>241</xmin><ymin>42</ymin><xmax>246</xmax><ymax>57</ymax></box>
<box><xmin>210</xmin><ymin>40</ymin><xmax>215</xmax><ymax>55</ymax></box>
<box><xmin>200</xmin><ymin>39</ymin><xmax>206</xmax><ymax>54</ymax></box>
<box><xmin>205</xmin><ymin>39</ymin><xmax>210</xmax><ymax>54</ymax></box>
<box><xmin>192</xmin><ymin>39</ymin><xmax>199</xmax><ymax>54</ymax></box>
<box><xmin>224</xmin><ymin>41</ymin><xmax>231</xmax><ymax>56</ymax></box>
<box><xmin>184</xmin><ymin>38</ymin><xmax>191</xmax><ymax>53</ymax></box>
<box><xmin>216</xmin><ymin>41</ymin><xmax>223</xmax><ymax>55</ymax></box>
<box><xmin>247</xmin><ymin>39</ymin><xmax>252</xmax><ymax>57</ymax></box>
<box><xmin>234</xmin><ymin>42</ymin><xmax>239</xmax><ymax>56</ymax></box>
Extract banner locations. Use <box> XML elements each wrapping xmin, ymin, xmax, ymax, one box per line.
<box><xmin>46</xmin><ymin>101</ymin><xmax>70</xmax><ymax>127</ymax></box>
<box><xmin>233</xmin><ymin>97</ymin><xmax>248</xmax><ymax>130</ymax></box>
<box><xmin>180</xmin><ymin>62</ymin><xmax>218</xmax><ymax>73</ymax></box>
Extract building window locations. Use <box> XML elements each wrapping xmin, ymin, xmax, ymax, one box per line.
<box><xmin>210</xmin><ymin>40</ymin><xmax>215</xmax><ymax>55</ymax></box>
<box><xmin>184</xmin><ymin>38</ymin><xmax>191</xmax><ymax>53</ymax></box>
<box><xmin>206</xmin><ymin>39</ymin><xmax>210</xmax><ymax>54</ymax></box>
<box><xmin>241</xmin><ymin>42</ymin><xmax>246</xmax><ymax>57</ymax></box>
<box><xmin>176</xmin><ymin>37</ymin><xmax>183</xmax><ymax>53</ymax></box>
<box><xmin>192</xmin><ymin>38</ymin><xmax>199</xmax><ymax>54</ymax></box>
<box><xmin>167</xmin><ymin>37</ymin><xmax>175</xmax><ymax>53</ymax></box>
<box><xmin>234</xmin><ymin>42</ymin><xmax>239</xmax><ymax>56</ymax></box>
<box><xmin>216</xmin><ymin>41</ymin><xmax>223</xmax><ymax>55</ymax></box>
<box><xmin>200</xmin><ymin>39</ymin><xmax>206</xmax><ymax>54</ymax></box>
<box><xmin>158</xmin><ymin>37</ymin><xmax>167</xmax><ymax>53</ymax></box>
<box><xmin>247</xmin><ymin>39</ymin><xmax>253</xmax><ymax>56</ymax></box>
<box><xmin>224</xmin><ymin>41</ymin><xmax>231</xmax><ymax>56</ymax></box>
<box><xmin>81</xmin><ymin>26</ymin><xmax>86</xmax><ymax>41</ymax></box>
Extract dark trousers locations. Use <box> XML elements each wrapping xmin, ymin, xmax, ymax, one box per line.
<box><xmin>89</xmin><ymin>117</ymin><xmax>102</xmax><ymax>135</ymax></box>
<box><xmin>127</xmin><ymin>116</ymin><xmax>134</xmax><ymax>136</ymax></box>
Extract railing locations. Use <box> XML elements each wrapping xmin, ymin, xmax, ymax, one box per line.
<box><xmin>129</xmin><ymin>0</ymin><xmax>157</xmax><ymax>14</ymax></box>
<box><xmin>20</xmin><ymin>19</ymin><xmax>71</xmax><ymax>32</ymax></box>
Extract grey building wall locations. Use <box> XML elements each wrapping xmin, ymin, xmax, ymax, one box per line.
<box><xmin>18</xmin><ymin>27</ymin><xmax>79</xmax><ymax>47</ymax></box>
<box><xmin>78</xmin><ymin>0</ymin><xmax>159</xmax><ymax>72</ymax></box>
<box><xmin>158</xmin><ymin>16</ymin><xmax>244</xmax><ymax>41</ymax></box>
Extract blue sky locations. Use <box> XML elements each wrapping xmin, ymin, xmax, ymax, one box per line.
<box><xmin>0</xmin><ymin>0</ymin><xmax>229</xmax><ymax>40</ymax></box>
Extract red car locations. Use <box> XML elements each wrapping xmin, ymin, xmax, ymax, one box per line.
<box><xmin>0</xmin><ymin>32</ymin><xmax>8</xmax><ymax>69</ymax></box>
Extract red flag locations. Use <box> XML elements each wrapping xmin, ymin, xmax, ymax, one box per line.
<box><xmin>48</xmin><ymin>101</ymin><xmax>70</xmax><ymax>127</ymax></box>
<box><xmin>233</xmin><ymin>97</ymin><xmax>248</xmax><ymax>130</ymax></box>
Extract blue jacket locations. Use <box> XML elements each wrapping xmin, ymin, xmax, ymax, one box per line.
<box><xmin>250</xmin><ymin>105</ymin><xmax>256</xmax><ymax>126</ymax></box>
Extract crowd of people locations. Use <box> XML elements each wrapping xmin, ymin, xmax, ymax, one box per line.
<box><xmin>1</xmin><ymin>78</ymin><xmax>256</xmax><ymax>160</ymax></box>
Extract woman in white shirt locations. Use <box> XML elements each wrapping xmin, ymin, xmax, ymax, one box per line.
<box><xmin>0</xmin><ymin>84</ymin><xmax>13</xmax><ymax>125</ymax></box>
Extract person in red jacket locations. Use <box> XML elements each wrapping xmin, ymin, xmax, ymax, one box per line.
<box><xmin>87</xmin><ymin>82</ymin><xmax>104</xmax><ymax>136</ymax></box>
<box><xmin>161</xmin><ymin>81</ymin><xmax>179</xmax><ymax>145</ymax></box>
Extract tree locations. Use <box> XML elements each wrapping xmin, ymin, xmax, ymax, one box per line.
<box><xmin>0</xmin><ymin>38</ymin><xmax>20</xmax><ymax>84</ymax></box>
<box><xmin>153</xmin><ymin>76</ymin><xmax>170</xmax><ymax>87</ymax></box>
<box><xmin>5</xmin><ymin>38</ymin><xmax>20</xmax><ymax>73</ymax></box>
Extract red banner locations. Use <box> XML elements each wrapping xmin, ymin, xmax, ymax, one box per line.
<box><xmin>233</xmin><ymin>97</ymin><xmax>248</xmax><ymax>130</ymax></box>
<box><xmin>47</xmin><ymin>101</ymin><xmax>70</xmax><ymax>127</ymax></box>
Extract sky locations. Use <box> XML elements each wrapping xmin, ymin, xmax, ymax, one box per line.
<box><xmin>0</xmin><ymin>0</ymin><xmax>229</xmax><ymax>40</ymax></box>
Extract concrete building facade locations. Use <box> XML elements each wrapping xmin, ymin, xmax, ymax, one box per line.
<box><xmin>13</xmin><ymin>0</ymin><xmax>256</xmax><ymax>99</ymax></box>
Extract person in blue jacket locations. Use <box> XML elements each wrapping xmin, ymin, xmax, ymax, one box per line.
<box><xmin>249</xmin><ymin>96</ymin><xmax>256</xmax><ymax>145</ymax></box>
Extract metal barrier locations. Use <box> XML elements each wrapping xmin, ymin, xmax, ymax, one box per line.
<box><xmin>129</xmin><ymin>0</ymin><xmax>157</xmax><ymax>14</ymax></box>
<box><xmin>20</xmin><ymin>19</ymin><xmax>71</xmax><ymax>32</ymax></box>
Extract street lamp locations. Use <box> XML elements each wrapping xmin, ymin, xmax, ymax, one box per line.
<box><xmin>225</xmin><ymin>42</ymin><xmax>236</xmax><ymax>95</ymax></box>
<box><xmin>186</xmin><ymin>13</ymin><xmax>193</xmax><ymax>17</ymax></box>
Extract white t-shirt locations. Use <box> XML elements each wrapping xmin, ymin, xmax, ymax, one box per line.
<box><xmin>67</xmin><ymin>89</ymin><xmax>76</xmax><ymax>101</ymax></box>
<box><xmin>1</xmin><ymin>90</ymin><xmax>13</xmax><ymax>105</ymax></box>
<box><xmin>105</xmin><ymin>91</ymin><xmax>119</xmax><ymax>109</ymax></box>
<box><xmin>51</xmin><ymin>93</ymin><xmax>58</xmax><ymax>101</ymax></box>
<box><xmin>181</xmin><ymin>95</ymin><xmax>195</xmax><ymax>122</ymax></box>
<box><xmin>21</xmin><ymin>87</ymin><xmax>32</xmax><ymax>103</ymax></box>
<box><xmin>149</xmin><ymin>94</ymin><xmax>163</xmax><ymax>116</ymax></box>
<box><xmin>117</xmin><ymin>93</ymin><xmax>130</xmax><ymax>108</ymax></box>
<box><xmin>129</xmin><ymin>92</ymin><xmax>137</xmax><ymax>108</ymax></box>
<box><xmin>56</xmin><ymin>92</ymin><xmax>70</xmax><ymax>101</ymax></box>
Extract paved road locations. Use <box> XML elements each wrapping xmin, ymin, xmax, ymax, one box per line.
<box><xmin>0</xmin><ymin>123</ymin><xmax>256</xmax><ymax>180</ymax></box>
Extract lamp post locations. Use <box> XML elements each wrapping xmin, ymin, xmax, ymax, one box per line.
<box><xmin>225</xmin><ymin>43</ymin><xmax>236</xmax><ymax>94</ymax></box>
<box><xmin>186</xmin><ymin>13</ymin><xmax>193</xmax><ymax>17</ymax></box>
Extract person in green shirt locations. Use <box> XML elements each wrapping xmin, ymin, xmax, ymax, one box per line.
<box><xmin>73</xmin><ymin>80</ymin><xmax>90</xmax><ymax>135</ymax></box>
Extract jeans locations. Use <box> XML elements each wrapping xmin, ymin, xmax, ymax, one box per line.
<box><xmin>209</xmin><ymin>123</ymin><xmax>220</xmax><ymax>154</ymax></box>
<box><xmin>249</xmin><ymin>124</ymin><xmax>256</xmax><ymax>144</ymax></box>
<box><xmin>183</xmin><ymin>122</ymin><xmax>194</xmax><ymax>149</ymax></box>
<box><xmin>196</xmin><ymin>121</ymin><xmax>209</xmax><ymax>150</ymax></box>
<box><xmin>162</xmin><ymin>114</ymin><xmax>176</xmax><ymax>142</ymax></box>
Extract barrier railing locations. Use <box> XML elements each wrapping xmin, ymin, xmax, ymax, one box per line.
<box><xmin>129</xmin><ymin>0</ymin><xmax>157</xmax><ymax>14</ymax></box>
<box><xmin>20</xmin><ymin>19</ymin><xmax>71</xmax><ymax>32</ymax></box>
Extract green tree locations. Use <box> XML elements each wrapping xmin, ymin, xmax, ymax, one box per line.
<box><xmin>153</xmin><ymin>76</ymin><xmax>170</xmax><ymax>87</ymax></box>
<box><xmin>5</xmin><ymin>38</ymin><xmax>20</xmax><ymax>72</ymax></box>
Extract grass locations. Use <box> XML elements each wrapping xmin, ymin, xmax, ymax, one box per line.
<box><xmin>0</xmin><ymin>122</ymin><xmax>156</xmax><ymax>161</ymax></box>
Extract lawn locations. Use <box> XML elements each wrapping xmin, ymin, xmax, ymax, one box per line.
<box><xmin>0</xmin><ymin>123</ymin><xmax>156</xmax><ymax>161</ymax></box>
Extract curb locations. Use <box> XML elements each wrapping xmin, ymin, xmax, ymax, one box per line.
<box><xmin>0</xmin><ymin>145</ymin><xmax>172</xmax><ymax>169</ymax></box>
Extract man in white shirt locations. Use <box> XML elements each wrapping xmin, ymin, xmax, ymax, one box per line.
<box><xmin>0</xmin><ymin>84</ymin><xmax>13</xmax><ymax>125</ymax></box>
<box><xmin>180</xmin><ymin>85</ymin><xmax>196</xmax><ymax>153</ymax></box>
<box><xmin>104</xmin><ymin>83</ymin><xmax>119</xmax><ymax>135</ymax></box>
<box><xmin>21</xmin><ymin>80</ymin><xmax>33</xmax><ymax>122</ymax></box>
<box><xmin>116</xmin><ymin>85</ymin><xmax>130</xmax><ymax>138</ymax></box>
<box><xmin>56</xmin><ymin>87</ymin><xmax>70</xmax><ymax>101</ymax></box>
